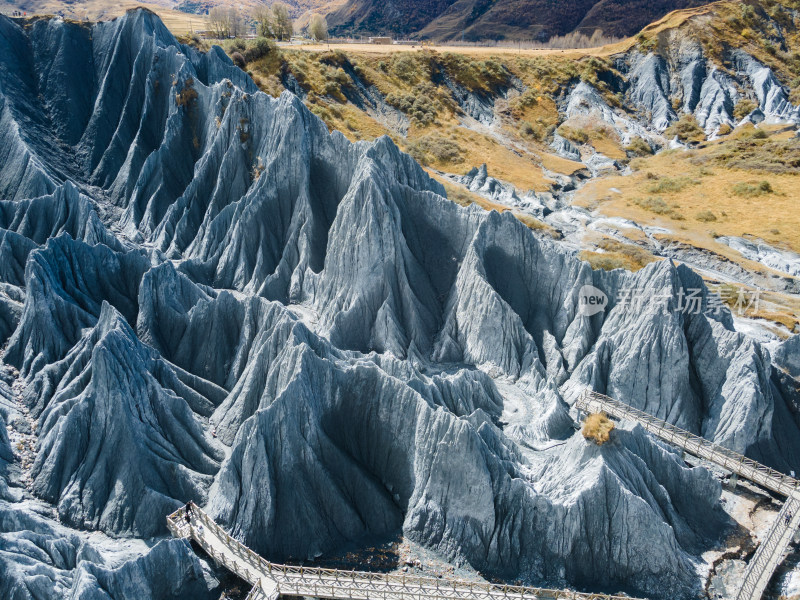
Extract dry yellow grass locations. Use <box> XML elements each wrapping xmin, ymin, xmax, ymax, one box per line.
<box><xmin>582</xmin><ymin>413</ymin><xmax>615</xmax><ymax>445</ymax></box>
<box><xmin>540</xmin><ymin>152</ymin><xmax>585</xmax><ymax>175</ymax></box>
<box><xmin>574</xmin><ymin>141</ymin><xmax>800</xmax><ymax>254</ymax></box>
<box><xmin>579</xmin><ymin>237</ymin><xmax>659</xmax><ymax>272</ymax></box>
<box><xmin>280</xmin><ymin>42</ymin><xmax>625</xmax><ymax>59</ymax></box>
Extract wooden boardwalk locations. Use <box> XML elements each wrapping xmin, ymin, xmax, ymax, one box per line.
<box><xmin>575</xmin><ymin>389</ymin><xmax>800</xmax><ymax>600</ymax></box>
<box><xmin>575</xmin><ymin>390</ymin><xmax>800</xmax><ymax>497</ymax></box>
<box><xmin>167</xmin><ymin>503</ymin><xmax>643</xmax><ymax>600</ymax></box>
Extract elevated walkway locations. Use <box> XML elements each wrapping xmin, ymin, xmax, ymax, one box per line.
<box><xmin>575</xmin><ymin>390</ymin><xmax>800</xmax><ymax>497</ymax></box>
<box><xmin>167</xmin><ymin>503</ymin><xmax>643</xmax><ymax>600</ymax></box>
<box><xmin>575</xmin><ymin>389</ymin><xmax>800</xmax><ymax>600</ymax></box>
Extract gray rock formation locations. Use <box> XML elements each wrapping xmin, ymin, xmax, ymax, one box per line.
<box><xmin>0</xmin><ymin>499</ymin><xmax>218</xmax><ymax>600</ymax></box>
<box><xmin>774</xmin><ymin>334</ymin><xmax>800</xmax><ymax>379</ymax></box>
<box><xmin>717</xmin><ymin>236</ymin><xmax>800</xmax><ymax>278</ymax></box>
<box><xmin>0</xmin><ymin>9</ymin><xmax>798</xmax><ymax>600</ymax></box>
<box><xmin>566</xmin><ymin>34</ymin><xmax>800</xmax><ymax>144</ymax></box>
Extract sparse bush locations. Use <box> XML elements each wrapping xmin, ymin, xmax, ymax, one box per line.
<box><xmin>580</xmin><ymin>254</ymin><xmax>627</xmax><ymax>271</ymax></box>
<box><xmin>695</xmin><ymin>210</ymin><xmax>718</xmax><ymax>222</ymax></box>
<box><xmin>634</xmin><ymin>196</ymin><xmax>674</xmax><ymax>215</ymax></box>
<box><xmin>647</xmin><ymin>176</ymin><xmax>698</xmax><ymax>194</ymax></box>
<box><xmin>520</xmin><ymin>120</ymin><xmax>547</xmax><ymax>141</ymax></box>
<box><xmin>386</xmin><ymin>83</ymin><xmax>443</xmax><ymax>125</ymax></box>
<box><xmin>440</xmin><ymin>53</ymin><xmax>510</xmax><ymax>93</ymax></box>
<box><xmin>231</xmin><ymin>52</ymin><xmax>246</xmax><ymax>69</ymax></box>
<box><xmin>665</xmin><ymin>114</ymin><xmax>705</xmax><ymax>143</ymax></box>
<box><xmin>407</xmin><ymin>134</ymin><xmax>464</xmax><ymax>165</ymax></box>
<box><xmin>712</xmin><ymin>136</ymin><xmax>800</xmax><ymax>173</ymax></box>
<box><xmin>732</xmin><ymin>180</ymin><xmax>774</xmax><ymax>197</ymax></box>
<box><xmin>582</xmin><ymin>413</ymin><xmax>615</xmax><ymax>445</ymax></box>
<box><xmin>520</xmin><ymin>121</ymin><xmax>535</xmax><ymax>137</ymax></box>
<box><xmin>391</xmin><ymin>54</ymin><xmax>426</xmax><ymax>83</ymax></box>
<box><xmin>625</xmin><ymin>137</ymin><xmax>653</xmax><ymax>156</ymax></box>
<box><xmin>716</xmin><ymin>123</ymin><xmax>733</xmax><ymax>136</ymax></box>
<box><xmin>558</xmin><ymin>125</ymin><xmax>589</xmax><ymax>144</ymax></box>
<box><xmin>734</xmin><ymin>98</ymin><xmax>758</xmax><ymax>120</ymax></box>
<box><xmin>175</xmin><ymin>77</ymin><xmax>198</xmax><ymax>107</ymax></box>
<box><xmin>580</xmin><ymin>239</ymin><xmax>656</xmax><ymax>271</ymax></box>
<box><xmin>242</xmin><ymin>38</ymin><xmax>274</xmax><ymax>63</ymax></box>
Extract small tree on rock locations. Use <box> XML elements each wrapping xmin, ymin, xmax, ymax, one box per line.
<box><xmin>582</xmin><ymin>413</ymin><xmax>615</xmax><ymax>446</ymax></box>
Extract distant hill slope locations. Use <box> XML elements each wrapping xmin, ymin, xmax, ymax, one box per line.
<box><xmin>328</xmin><ymin>0</ymin><xmax>710</xmax><ymax>40</ymax></box>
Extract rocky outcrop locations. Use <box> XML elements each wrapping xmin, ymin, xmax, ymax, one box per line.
<box><xmin>0</xmin><ymin>9</ymin><xmax>798</xmax><ymax>600</ymax></box>
<box><xmin>564</xmin><ymin>34</ymin><xmax>799</xmax><ymax>143</ymax></box>
<box><xmin>0</xmin><ymin>500</ymin><xmax>217</xmax><ymax>599</ymax></box>
<box><xmin>774</xmin><ymin>334</ymin><xmax>800</xmax><ymax>379</ymax></box>
<box><xmin>27</xmin><ymin>302</ymin><xmax>223</xmax><ymax>536</ymax></box>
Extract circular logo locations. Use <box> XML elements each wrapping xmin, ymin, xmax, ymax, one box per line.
<box><xmin>577</xmin><ymin>285</ymin><xmax>608</xmax><ymax>316</ymax></box>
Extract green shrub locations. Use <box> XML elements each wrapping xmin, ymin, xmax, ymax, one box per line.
<box><xmin>231</xmin><ymin>52</ymin><xmax>245</xmax><ymax>69</ymax></box>
<box><xmin>520</xmin><ymin>121</ymin><xmax>547</xmax><ymax>141</ymax></box>
<box><xmin>440</xmin><ymin>53</ymin><xmax>509</xmax><ymax>93</ymax></box>
<box><xmin>243</xmin><ymin>38</ymin><xmax>275</xmax><ymax>63</ymax></box>
<box><xmin>386</xmin><ymin>83</ymin><xmax>443</xmax><ymax>125</ymax></box>
<box><xmin>391</xmin><ymin>54</ymin><xmax>426</xmax><ymax>83</ymax></box>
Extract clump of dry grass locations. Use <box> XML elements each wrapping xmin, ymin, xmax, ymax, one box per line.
<box><xmin>646</xmin><ymin>175</ymin><xmax>699</xmax><ymax>194</ymax></box>
<box><xmin>695</xmin><ymin>210</ymin><xmax>718</xmax><ymax>222</ymax></box>
<box><xmin>406</xmin><ymin>134</ymin><xmax>464</xmax><ymax>166</ymax></box>
<box><xmin>664</xmin><ymin>114</ymin><xmax>705</xmax><ymax>143</ymax></box>
<box><xmin>579</xmin><ymin>239</ymin><xmax>657</xmax><ymax>271</ymax></box>
<box><xmin>732</xmin><ymin>180</ymin><xmax>774</xmax><ymax>197</ymax></box>
<box><xmin>625</xmin><ymin>137</ymin><xmax>653</xmax><ymax>156</ymax></box>
<box><xmin>633</xmin><ymin>196</ymin><xmax>684</xmax><ymax>220</ymax></box>
<box><xmin>582</xmin><ymin>413</ymin><xmax>615</xmax><ymax>446</ymax></box>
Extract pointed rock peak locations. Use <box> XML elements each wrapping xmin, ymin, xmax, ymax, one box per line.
<box><xmin>94</xmin><ymin>300</ymin><xmax>135</xmax><ymax>340</ymax></box>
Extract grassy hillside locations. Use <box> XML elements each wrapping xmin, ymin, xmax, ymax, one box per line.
<box><xmin>189</xmin><ymin>0</ymin><xmax>800</xmax><ymax>330</ymax></box>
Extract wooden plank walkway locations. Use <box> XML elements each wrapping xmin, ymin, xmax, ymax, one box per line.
<box><xmin>575</xmin><ymin>389</ymin><xmax>800</xmax><ymax>600</ymax></box>
<box><xmin>167</xmin><ymin>503</ymin><xmax>644</xmax><ymax>600</ymax></box>
<box><xmin>734</xmin><ymin>494</ymin><xmax>800</xmax><ymax>600</ymax></box>
<box><xmin>575</xmin><ymin>390</ymin><xmax>800</xmax><ymax>497</ymax></box>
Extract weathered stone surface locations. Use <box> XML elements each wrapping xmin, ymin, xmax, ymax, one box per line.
<box><xmin>0</xmin><ymin>9</ymin><xmax>798</xmax><ymax>600</ymax></box>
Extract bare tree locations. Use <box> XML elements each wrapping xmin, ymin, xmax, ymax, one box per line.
<box><xmin>271</xmin><ymin>2</ymin><xmax>293</xmax><ymax>41</ymax></box>
<box><xmin>252</xmin><ymin>4</ymin><xmax>274</xmax><ymax>38</ymax></box>
<box><xmin>308</xmin><ymin>13</ymin><xmax>328</xmax><ymax>42</ymax></box>
<box><xmin>208</xmin><ymin>6</ymin><xmax>245</xmax><ymax>39</ymax></box>
<box><xmin>229</xmin><ymin>8</ymin><xmax>246</xmax><ymax>38</ymax></box>
<box><xmin>208</xmin><ymin>6</ymin><xmax>230</xmax><ymax>39</ymax></box>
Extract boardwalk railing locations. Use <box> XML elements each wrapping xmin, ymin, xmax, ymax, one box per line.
<box><xmin>734</xmin><ymin>494</ymin><xmax>800</xmax><ymax>600</ymax></box>
<box><xmin>575</xmin><ymin>390</ymin><xmax>800</xmax><ymax>497</ymax></box>
<box><xmin>575</xmin><ymin>389</ymin><xmax>800</xmax><ymax>600</ymax></box>
<box><xmin>167</xmin><ymin>503</ymin><xmax>643</xmax><ymax>600</ymax></box>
